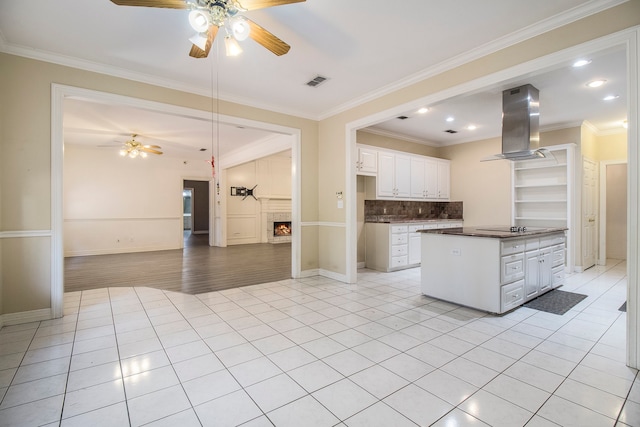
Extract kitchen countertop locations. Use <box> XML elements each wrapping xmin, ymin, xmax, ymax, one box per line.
<box><xmin>419</xmin><ymin>226</ymin><xmax>568</xmax><ymax>238</ymax></box>
<box><xmin>365</xmin><ymin>216</ymin><xmax>463</xmax><ymax>224</ymax></box>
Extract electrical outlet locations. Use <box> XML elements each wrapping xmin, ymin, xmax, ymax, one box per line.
<box><xmin>383</xmin><ymin>208</ymin><xmax>387</xmax><ymax>214</ymax></box>
<box><xmin>451</xmin><ymin>248</ymin><xmax>461</xmax><ymax>256</ymax></box>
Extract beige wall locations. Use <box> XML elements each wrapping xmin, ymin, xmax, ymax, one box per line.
<box><xmin>581</xmin><ymin>123</ymin><xmax>599</xmax><ymax>160</ymax></box>
<box><xmin>0</xmin><ymin>53</ymin><xmax>318</xmax><ymax>315</ymax></box>
<box><xmin>439</xmin><ymin>137</ymin><xmax>512</xmax><ymax>226</ymax></box>
<box><xmin>357</xmin><ymin>131</ymin><xmax>440</xmax><ymax>158</ymax></box>
<box><xmin>541</xmin><ymin>127</ymin><xmax>581</xmax><ymax>149</ymax></box>
<box><xmin>598</xmin><ymin>132</ymin><xmax>628</xmax><ymax>161</ymax></box>
<box><xmin>64</xmin><ymin>144</ymin><xmax>212</xmax><ymax>256</ymax></box>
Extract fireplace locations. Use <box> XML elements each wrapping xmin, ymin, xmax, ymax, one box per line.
<box><xmin>274</xmin><ymin>221</ymin><xmax>292</xmax><ymax>236</ymax></box>
<box><xmin>267</xmin><ymin>212</ymin><xmax>292</xmax><ymax>244</ymax></box>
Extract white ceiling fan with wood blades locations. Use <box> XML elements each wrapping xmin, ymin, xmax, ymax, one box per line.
<box><xmin>109</xmin><ymin>0</ymin><xmax>305</xmax><ymax>58</ymax></box>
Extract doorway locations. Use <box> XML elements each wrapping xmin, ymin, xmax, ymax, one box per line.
<box><xmin>600</xmin><ymin>161</ymin><xmax>628</xmax><ymax>263</ymax></box>
<box><xmin>183</xmin><ymin>179</ymin><xmax>210</xmax><ymax>248</ymax></box>
<box><xmin>183</xmin><ymin>188</ymin><xmax>194</xmax><ymax>234</ymax></box>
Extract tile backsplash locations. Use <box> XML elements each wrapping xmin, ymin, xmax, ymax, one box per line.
<box><xmin>364</xmin><ymin>200</ymin><xmax>463</xmax><ymax>221</ymax></box>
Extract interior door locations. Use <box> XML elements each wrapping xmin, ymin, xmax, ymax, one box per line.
<box><xmin>582</xmin><ymin>158</ymin><xmax>598</xmax><ymax>269</ymax></box>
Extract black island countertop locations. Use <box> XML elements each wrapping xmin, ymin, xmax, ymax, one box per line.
<box><xmin>419</xmin><ymin>226</ymin><xmax>568</xmax><ymax>239</ymax></box>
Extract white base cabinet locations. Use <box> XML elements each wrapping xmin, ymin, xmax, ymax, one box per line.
<box><xmin>366</xmin><ymin>221</ymin><xmax>462</xmax><ymax>272</ymax></box>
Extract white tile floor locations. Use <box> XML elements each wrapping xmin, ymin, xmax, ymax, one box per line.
<box><xmin>1</xmin><ymin>260</ymin><xmax>638</xmax><ymax>426</ymax></box>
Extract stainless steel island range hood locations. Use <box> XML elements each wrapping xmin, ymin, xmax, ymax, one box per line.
<box><xmin>482</xmin><ymin>84</ymin><xmax>548</xmax><ymax>161</ymax></box>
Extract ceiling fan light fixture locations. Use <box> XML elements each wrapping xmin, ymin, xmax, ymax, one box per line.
<box><xmin>189</xmin><ymin>32</ymin><xmax>209</xmax><ymax>51</ymax></box>
<box><xmin>189</xmin><ymin>10</ymin><xmax>210</xmax><ymax>32</ymax></box>
<box><xmin>225</xmin><ymin>35</ymin><xmax>242</xmax><ymax>56</ymax></box>
<box><xmin>230</xmin><ymin>16</ymin><xmax>250</xmax><ymax>41</ymax></box>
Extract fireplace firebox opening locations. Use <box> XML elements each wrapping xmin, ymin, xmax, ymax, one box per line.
<box><xmin>274</xmin><ymin>221</ymin><xmax>292</xmax><ymax>236</ymax></box>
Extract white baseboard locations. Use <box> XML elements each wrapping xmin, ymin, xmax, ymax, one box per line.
<box><xmin>298</xmin><ymin>268</ymin><xmax>348</xmax><ymax>283</ymax></box>
<box><xmin>298</xmin><ymin>269</ymin><xmax>319</xmax><ymax>278</ymax></box>
<box><xmin>318</xmin><ymin>268</ymin><xmax>348</xmax><ymax>283</ymax></box>
<box><xmin>357</xmin><ymin>262</ymin><xmax>366</xmax><ymax>269</ymax></box>
<box><xmin>64</xmin><ymin>244</ymin><xmax>179</xmax><ymax>257</ymax></box>
<box><xmin>1</xmin><ymin>308</ymin><xmax>53</xmax><ymax>327</ymax></box>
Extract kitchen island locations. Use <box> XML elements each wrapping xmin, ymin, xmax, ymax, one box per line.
<box><xmin>419</xmin><ymin>226</ymin><xmax>567</xmax><ymax>314</ymax></box>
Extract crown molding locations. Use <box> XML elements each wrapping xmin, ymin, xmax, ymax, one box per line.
<box><xmin>0</xmin><ymin>42</ymin><xmax>317</xmax><ymax>121</ymax></box>
<box><xmin>319</xmin><ymin>0</ymin><xmax>628</xmax><ymax>120</ymax></box>
<box><xmin>581</xmin><ymin>120</ymin><xmax>601</xmax><ymax>134</ymax></box>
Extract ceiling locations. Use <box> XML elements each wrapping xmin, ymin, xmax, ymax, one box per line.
<box><xmin>0</xmin><ymin>0</ymin><xmax>629</xmax><ymax>159</ymax></box>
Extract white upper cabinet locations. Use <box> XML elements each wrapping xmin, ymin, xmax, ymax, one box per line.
<box><xmin>410</xmin><ymin>157</ymin><xmax>426</xmax><ymax>198</ymax></box>
<box><xmin>437</xmin><ymin>160</ymin><xmax>450</xmax><ymax>199</ymax></box>
<box><xmin>377</xmin><ymin>151</ymin><xmax>411</xmax><ymax>198</ymax></box>
<box><xmin>394</xmin><ymin>154</ymin><xmax>411</xmax><ymax>198</ymax></box>
<box><xmin>356</xmin><ymin>146</ymin><xmax>377</xmax><ymax>175</ymax></box>
<box><xmin>410</xmin><ymin>157</ymin><xmax>450</xmax><ymax>200</ymax></box>
<box><xmin>358</xmin><ymin>144</ymin><xmax>451</xmax><ymax>201</ymax></box>
<box><xmin>377</xmin><ymin>151</ymin><xmax>396</xmax><ymax>197</ymax></box>
<box><xmin>424</xmin><ymin>158</ymin><xmax>439</xmax><ymax>199</ymax></box>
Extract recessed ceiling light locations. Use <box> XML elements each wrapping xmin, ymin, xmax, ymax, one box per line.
<box><xmin>603</xmin><ymin>95</ymin><xmax>619</xmax><ymax>101</ymax></box>
<box><xmin>466</xmin><ymin>125</ymin><xmax>477</xmax><ymax>130</ymax></box>
<box><xmin>573</xmin><ymin>59</ymin><xmax>592</xmax><ymax>67</ymax></box>
<box><xmin>446</xmin><ymin>116</ymin><xmax>454</xmax><ymax>122</ymax></box>
<box><xmin>417</xmin><ymin>107</ymin><xmax>429</xmax><ymax>114</ymax></box>
<box><xmin>586</xmin><ymin>79</ymin><xmax>606</xmax><ymax>88</ymax></box>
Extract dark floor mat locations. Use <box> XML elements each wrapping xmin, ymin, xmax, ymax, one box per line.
<box><xmin>524</xmin><ymin>290</ymin><xmax>588</xmax><ymax>315</ymax></box>
<box><xmin>619</xmin><ymin>302</ymin><xmax>627</xmax><ymax>312</ymax></box>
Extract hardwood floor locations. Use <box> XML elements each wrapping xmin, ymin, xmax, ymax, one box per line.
<box><xmin>64</xmin><ymin>234</ymin><xmax>292</xmax><ymax>294</ymax></box>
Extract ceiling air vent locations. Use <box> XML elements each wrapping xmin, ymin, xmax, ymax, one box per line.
<box><xmin>396</xmin><ymin>115</ymin><xmax>409</xmax><ymax>120</ymax></box>
<box><xmin>444</xmin><ymin>129</ymin><xmax>458</xmax><ymax>134</ymax></box>
<box><xmin>306</xmin><ymin>75</ymin><xmax>328</xmax><ymax>87</ymax></box>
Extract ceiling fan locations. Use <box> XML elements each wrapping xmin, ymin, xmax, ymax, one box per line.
<box><xmin>110</xmin><ymin>0</ymin><xmax>305</xmax><ymax>58</ymax></box>
<box><xmin>118</xmin><ymin>134</ymin><xmax>163</xmax><ymax>158</ymax></box>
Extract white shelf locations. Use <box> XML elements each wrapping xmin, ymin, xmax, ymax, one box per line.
<box><xmin>514</xmin><ymin>163</ymin><xmax>567</xmax><ymax>171</ymax></box>
<box><xmin>511</xmin><ymin>145</ymin><xmax>573</xmax><ymax>233</ymax></box>
<box><xmin>514</xmin><ymin>183</ymin><xmax>567</xmax><ymax>189</ymax></box>
<box><xmin>515</xmin><ymin>200</ymin><xmax>568</xmax><ymax>203</ymax></box>
<box><xmin>515</xmin><ymin>216</ymin><xmax>567</xmax><ymax>221</ymax></box>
